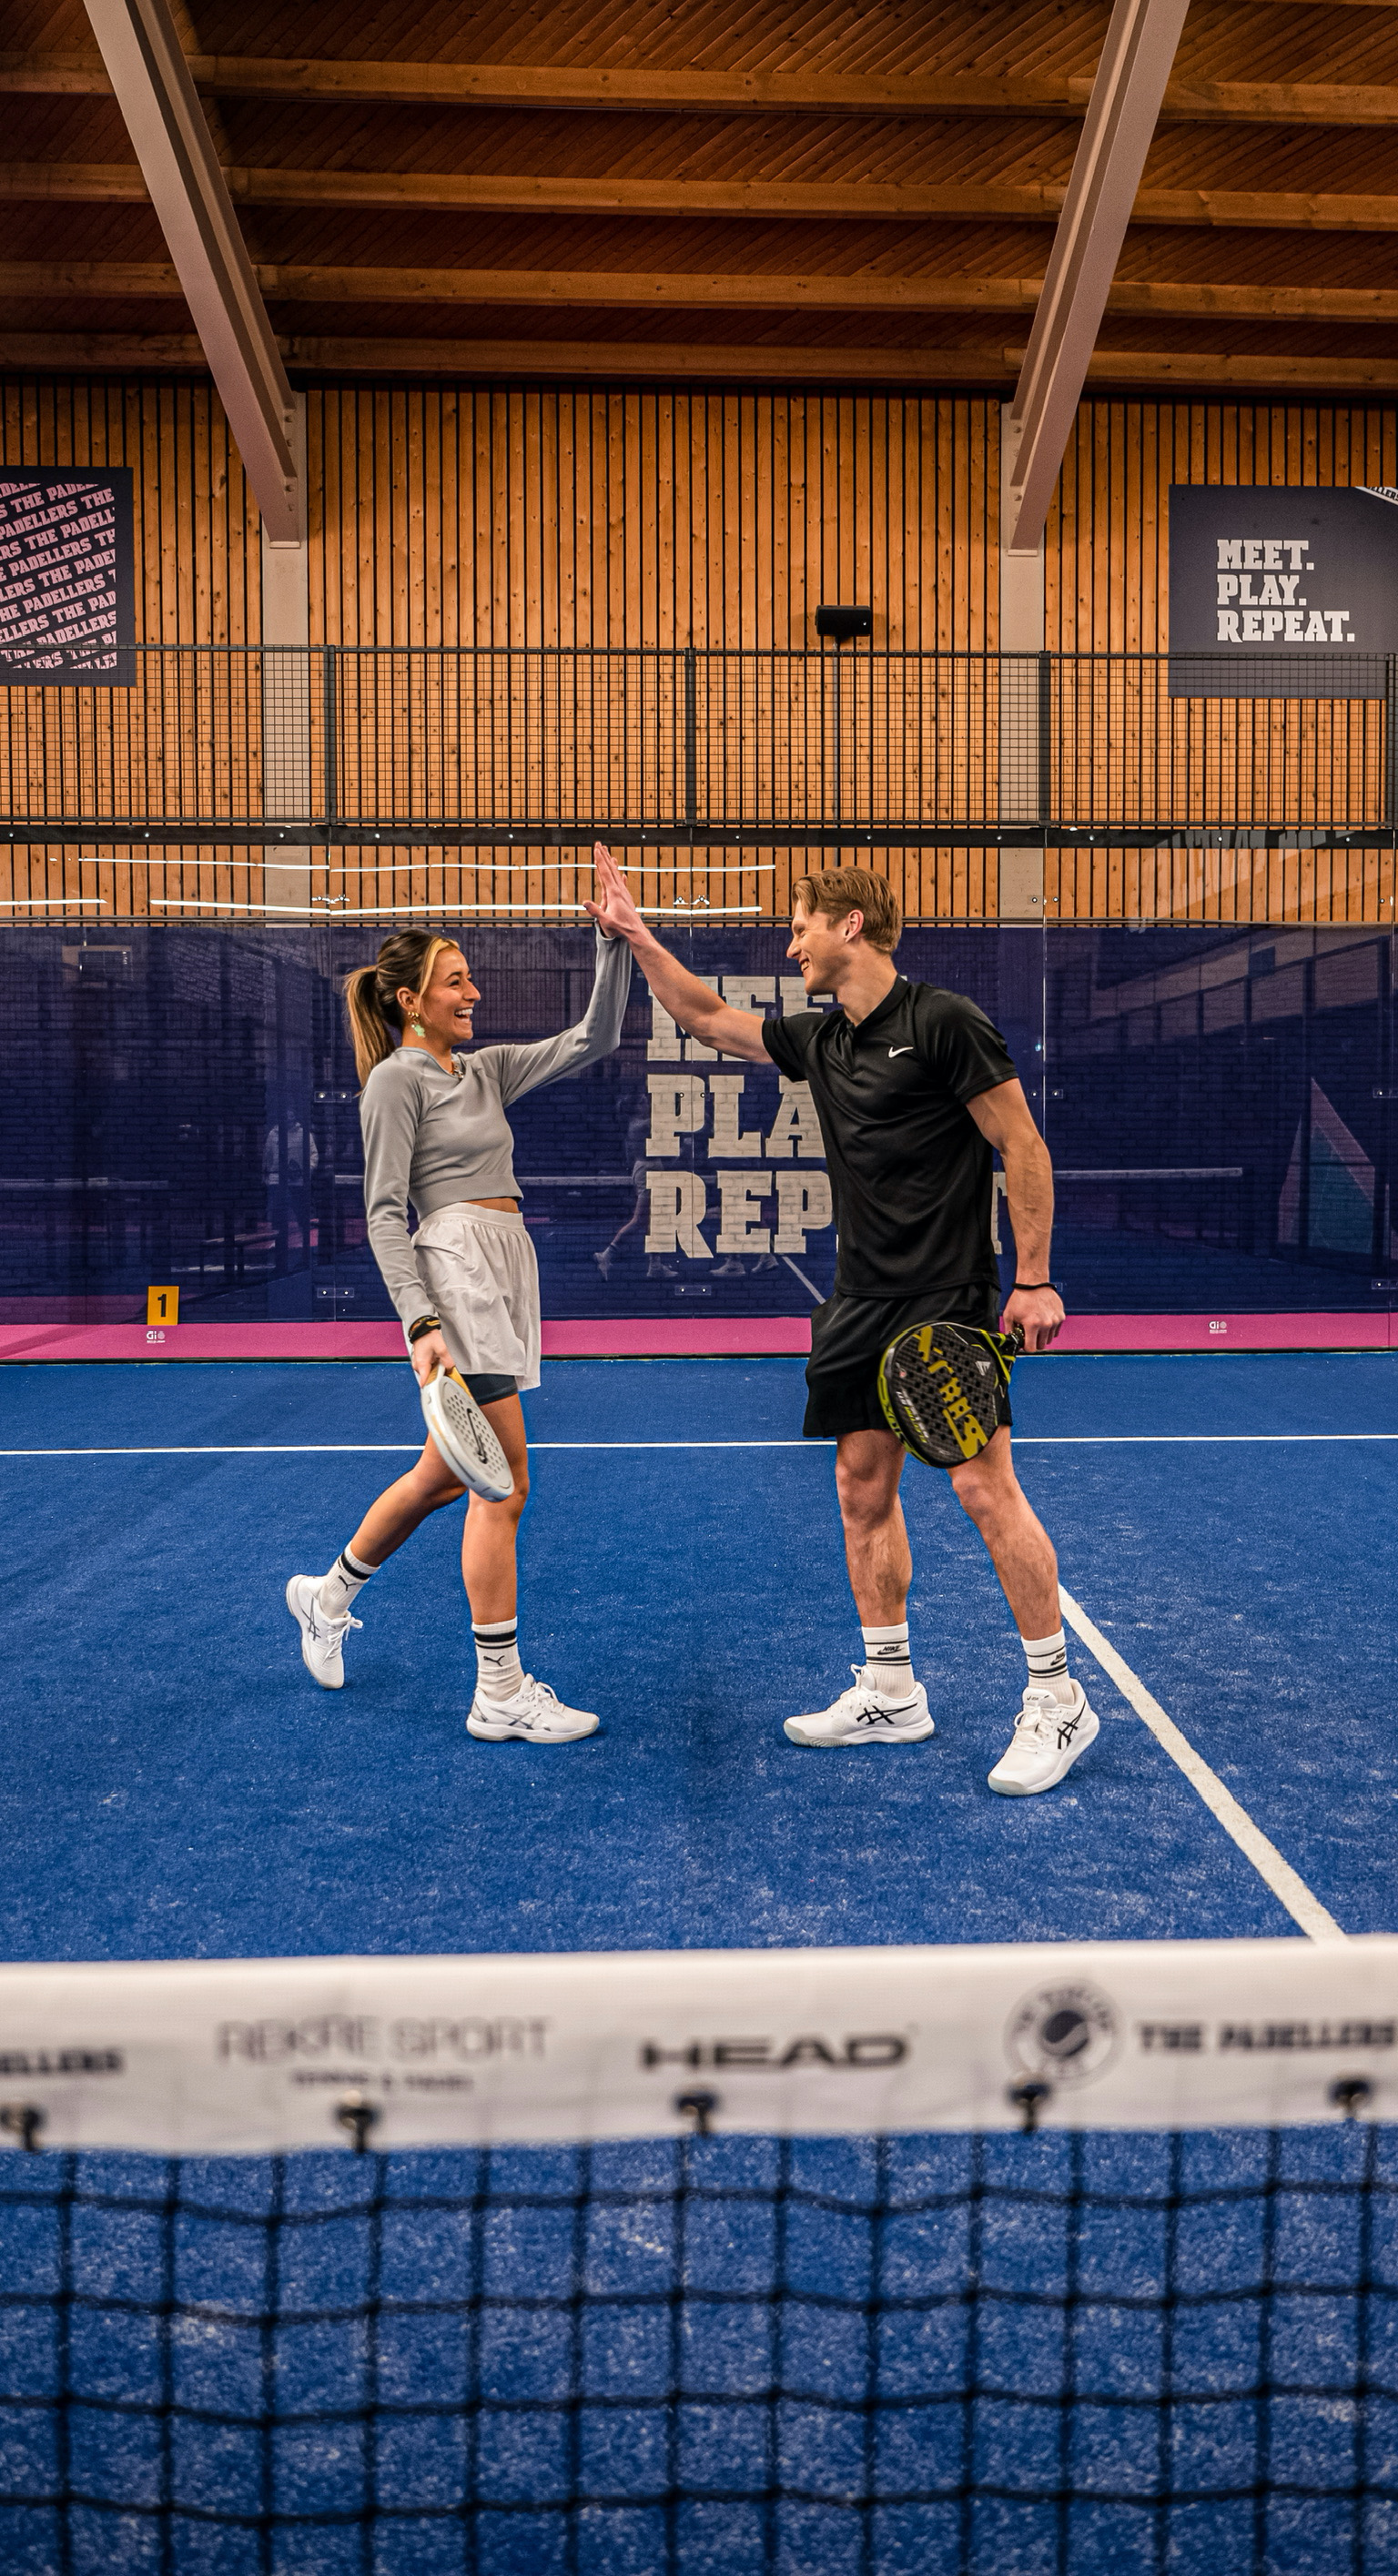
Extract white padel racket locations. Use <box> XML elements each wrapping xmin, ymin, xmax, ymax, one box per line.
<box><xmin>420</xmin><ymin>1366</ymin><xmax>515</xmax><ymax>1500</ymax></box>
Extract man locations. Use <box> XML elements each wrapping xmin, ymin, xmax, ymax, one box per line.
<box><xmin>586</xmin><ymin>846</ymin><xmax>1096</xmax><ymax>1796</ymax></box>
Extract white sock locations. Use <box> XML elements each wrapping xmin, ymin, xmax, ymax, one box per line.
<box><xmin>317</xmin><ymin>1548</ymin><xmax>375</xmax><ymax>1621</ymax></box>
<box><xmin>473</xmin><ymin>1619</ymin><xmax>523</xmax><ymax>1704</ymax></box>
<box><xmin>860</xmin><ymin>1621</ymin><xmax>916</xmax><ymax>1702</ymax></box>
<box><xmin>1023</xmin><ymin>1626</ymin><xmax>1075</xmax><ymax>1704</ymax></box>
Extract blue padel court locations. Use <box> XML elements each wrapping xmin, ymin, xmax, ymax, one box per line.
<box><xmin>4</xmin><ymin>1349</ymin><xmax>1394</xmax><ymax>1964</ymax></box>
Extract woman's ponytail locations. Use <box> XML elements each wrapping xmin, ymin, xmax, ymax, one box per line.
<box><xmin>342</xmin><ymin>927</ymin><xmax>463</xmax><ymax>1087</ymax></box>
<box><xmin>344</xmin><ymin>963</ymin><xmax>394</xmax><ymax>1086</ymax></box>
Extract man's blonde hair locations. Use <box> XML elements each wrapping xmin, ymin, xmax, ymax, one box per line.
<box><xmin>790</xmin><ymin>869</ymin><xmax>902</xmax><ymax>955</ymax></box>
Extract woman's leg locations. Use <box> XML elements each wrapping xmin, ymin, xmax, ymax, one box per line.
<box><xmin>346</xmin><ymin>1437</ymin><xmax>466</xmax><ymax>1567</ymax></box>
<box><xmin>459</xmin><ymin>1393</ymin><xmax>530</xmax><ymax>1623</ymax></box>
<box><xmin>290</xmin><ymin>1433</ymin><xmax>466</xmax><ymax>1688</ymax></box>
<box><xmin>459</xmin><ymin>1395</ymin><xmax>594</xmax><ymax>1738</ymax></box>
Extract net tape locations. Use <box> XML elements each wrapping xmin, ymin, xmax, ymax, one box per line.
<box><xmin>0</xmin><ymin>1938</ymin><xmax>1393</xmax><ymax>2157</ymax></box>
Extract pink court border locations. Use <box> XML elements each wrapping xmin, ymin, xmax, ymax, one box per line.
<box><xmin>0</xmin><ymin>1313</ymin><xmax>1393</xmax><ymax>1363</ymax></box>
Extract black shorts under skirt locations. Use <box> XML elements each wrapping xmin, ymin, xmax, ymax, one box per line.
<box><xmin>802</xmin><ymin>1283</ymin><xmax>1007</xmax><ymax>1442</ymax></box>
<box><xmin>462</xmin><ymin>1371</ymin><xmax>517</xmax><ymax>1408</ymax></box>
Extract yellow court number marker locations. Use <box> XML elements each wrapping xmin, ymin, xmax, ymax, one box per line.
<box><xmin>146</xmin><ymin>1285</ymin><xmax>179</xmax><ymax>1328</ymax></box>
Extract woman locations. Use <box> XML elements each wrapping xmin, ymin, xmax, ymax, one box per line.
<box><xmin>285</xmin><ymin>916</ymin><xmax>631</xmax><ymax>1741</ymax></box>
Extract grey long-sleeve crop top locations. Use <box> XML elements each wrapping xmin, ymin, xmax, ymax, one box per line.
<box><xmin>360</xmin><ymin>926</ymin><xmax>632</xmax><ymax>1338</ymax></box>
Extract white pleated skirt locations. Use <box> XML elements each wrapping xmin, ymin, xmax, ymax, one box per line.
<box><xmin>411</xmin><ymin>1201</ymin><xmax>542</xmax><ymax>1391</ymax></box>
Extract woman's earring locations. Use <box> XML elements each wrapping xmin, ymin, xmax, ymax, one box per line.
<box><xmin>410</xmin><ymin>1019</ymin><xmax>426</xmax><ymax>1036</ymax></box>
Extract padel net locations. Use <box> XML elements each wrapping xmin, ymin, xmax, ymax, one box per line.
<box><xmin>1</xmin><ymin>1936</ymin><xmax>1394</xmax><ymax>2569</ymax></box>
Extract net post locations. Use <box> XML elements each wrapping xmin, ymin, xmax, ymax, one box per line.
<box><xmin>0</xmin><ymin>2103</ymin><xmax>44</xmax><ymax>2152</ymax></box>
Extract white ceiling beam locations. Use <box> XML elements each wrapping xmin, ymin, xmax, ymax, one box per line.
<box><xmin>1006</xmin><ymin>0</ymin><xmax>1190</xmax><ymax>552</ymax></box>
<box><xmin>80</xmin><ymin>0</ymin><xmax>300</xmax><ymax>540</ymax></box>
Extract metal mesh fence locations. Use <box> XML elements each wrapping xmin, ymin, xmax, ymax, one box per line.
<box><xmin>2</xmin><ymin>648</ymin><xmax>1396</xmax><ymax>926</ymax></box>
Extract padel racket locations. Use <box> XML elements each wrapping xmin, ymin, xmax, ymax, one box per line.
<box><xmin>420</xmin><ymin>1366</ymin><xmax>515</xmax><ymax>1500</ymax></box>
<box><xmin>878</xmin><ymin>1318</ymin><xmax>1023</xmax><ymax>1469</ymax></box>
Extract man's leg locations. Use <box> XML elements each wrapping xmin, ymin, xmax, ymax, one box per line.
<box><xmin>783</xmin><ymin>1428</ymin><xmax>932</xmax><ymax>1744</ymax></box>
<box><xmin>834</xmin><ymin>1426</ymin><xmax>910</xmax><ymax>1624</ymax></box>
<box><xmin>945</xmin><ymin>1428</ymin><xmax>1059</xmax><ymax>1640</ymax></box>
<box><xmin>947</xmin><ymin>1429</ymin><xmax>1098</xmax><ymax>1794</ymax></box>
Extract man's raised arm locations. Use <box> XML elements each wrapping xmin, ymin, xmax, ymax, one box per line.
<box><xmin>584</xmin><ymin>841</ymin><xmax>771</xmax><ymax>1064</ymax></box>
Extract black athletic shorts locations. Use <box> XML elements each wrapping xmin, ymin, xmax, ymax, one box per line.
<box><xmin>802</xmin><ymin>1282</ymin><xmax>1006</xmax><ymax>1441</ymax></box>
<box><xmin>462</xmin><ymin>1371</ymin><xmax>516</xmax><ymax>1407</ymax></box>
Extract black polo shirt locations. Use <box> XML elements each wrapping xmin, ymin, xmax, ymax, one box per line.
<box><xmin>761</xmin><ymin>975</ymin><xmax>1017</xmax><ymax>1302</ymax></box>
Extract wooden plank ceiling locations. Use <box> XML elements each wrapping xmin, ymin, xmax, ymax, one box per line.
<box><xmin>5</xmin><ymin>0</ymin><xmax>1398</xmax><ymax>390</ymax></box>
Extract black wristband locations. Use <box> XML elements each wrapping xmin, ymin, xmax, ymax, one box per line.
<box><xmin>1011</xmin><ymin>1281</ymin><xmax>1054</xmax><ymax>1291</ymax></box>
<box><xmin>408</xmin><ymin>1314</ymin><xmax>441</xmax><ymax>1345</ymax></box>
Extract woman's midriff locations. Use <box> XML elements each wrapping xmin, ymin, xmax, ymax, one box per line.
<box><xmin>461</xmin><ymin>1196</ymin><xmax>521</xmax><ymax>1211</ymax></box>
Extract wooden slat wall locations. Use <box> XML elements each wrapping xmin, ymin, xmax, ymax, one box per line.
<box><xmin>1</xmin><ymin>373</ymin><xmax>1394</xmax><ymax>923</ymax></box>
<box><xmin>1049</xmin><ymin>399</ymin><xmax>1398</xmax><ymax>655</ymax></box>
<box><xmin>0</xmin><ymin>376</ymin><xmax>260</xmax><ymax>645</ymax></box>
<box><xmin>1048</xmin><ymin>399</ymin><xmax>1398</xmax><ymax>924</ymax></box>
<box><xmin>306</xmin><ymin>387</ymin><xmax>996</xmax><ymax>650</ymax></box>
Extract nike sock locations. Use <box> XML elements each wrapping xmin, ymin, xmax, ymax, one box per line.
<box><xmin>317</xmin><ymin>1548</ymin><xmax>375</xmax><ymax>1621</ymax></box>
<box><xmin>860</xmin><ymin>1621</ymin><xmax>916</xmax><ymax>1702</ymax></box>
<box><xmin>473</xmin><ymin>1619</ymin><xmax>523</xmax><ymax>1704</ymax></box>
<box><xmin>1023</xmin><ymin>1626</ymin><xmax>1075</xmax><ymax>1704</ymax></box>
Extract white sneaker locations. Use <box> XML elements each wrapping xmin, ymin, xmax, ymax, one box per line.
<box><xmin>784</xmin><ymin>1667</ymin><xmax>935</xmax><ymax>1747</ymax></box>
<box><xmin>467</xmin><ymin>1675</ymin><xmax>600</xmax><ymax>1743</ymax></box>
<box><xmin>286</xmin><ymin>1574</ymin><xmax>360</xmax><ymax>1691</ymax></box>
<box><xmin>988</xmin><ymin>1682</ymin><xmax>1099</xmax><ymax>1796</ymax></box>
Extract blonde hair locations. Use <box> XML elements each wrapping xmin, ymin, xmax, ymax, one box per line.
<box><xmin>343</xmin><ymin>929</ymin><xmax>462</xmax><ymax>1086</ymax></box>
<box><xmin>791</xmin><ymin>869</ymin><xmax>902</xmax><ymax>955</ymax></box>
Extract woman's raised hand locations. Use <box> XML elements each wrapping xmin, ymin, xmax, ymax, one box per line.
<box><xmin>585</xmin><ymin>842</ymin><xmax>645</xmax><ymax>945</ymax></box>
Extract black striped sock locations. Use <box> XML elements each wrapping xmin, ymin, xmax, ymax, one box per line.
<box><xmin>861</xmin><ymin>1621</ymin><xmax>915</xmax><ymax>1701</ymax></box>
<box><xmin>473</xmin><ymin>1619</ymin><xmax>523</xmax><ymax>1702</ymax></box>
<box><xmin>317</xmin><ymin>1548</ymin><xmax>376</xmax><ymax>1621</ymax></box>
<box><xmin>1023</xmin><ymin>1627</ymin><xmax>1074</xmax><ymax>1702</ymax></box>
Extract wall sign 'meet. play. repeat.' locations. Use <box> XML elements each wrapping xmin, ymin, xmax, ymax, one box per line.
<box><xmin>1168</xmin><ymin>483</ymin><xmax>1398</xmax><ymax>698</ymax></box>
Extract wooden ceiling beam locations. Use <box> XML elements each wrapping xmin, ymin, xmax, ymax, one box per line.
<box><xmin>11</xmin><ymin>260</ymin><xmax>1398</xmax><ymax>326</ymax></box>
<box><xmin>78</xmin><ymin>0</ymin><xmax>299</xmax><ymax>538</ymax></box>
<box><xmin>8</xmin><ymin>330</ymin><xmax>1398</xmax><ymax>397</ymax></box>
<box><xmin>0</xmin><ymin>55</ymin><xmax>1092</xmax><ymax>109</ymax></box>
<box><xmin>15</xmin><ymin>164</ymin><xmax>1398</xmax><ymax>237</ymax></box>
<box><xmin>10</xmin><ymin>53</ymin><xmax>1398</xmax><ymax>128</ymax></box>
<box><xmin>0</xmin><ymin>259</ymin><xmax>1044</xmax><ymax>309</ymax></box>
<box><xmin>0</xmin><ymin>162</ymin><xmax>1073</xmax><ymax>218</ymax></box>
<box><xmin>0</xmin><ymin>328</ymin><xmax>1018</xmax><ymax>379</ymax></box>
<box><xmin>0</xmin><ymin>160</ymin><xmax>149</xmax><ymax>198</ymax></box>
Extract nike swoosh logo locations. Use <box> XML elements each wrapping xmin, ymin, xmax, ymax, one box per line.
<box><xmin>888</xmin><ymin>1046</ymin><xmax>913</xmax><ymax>1057</ymax></box>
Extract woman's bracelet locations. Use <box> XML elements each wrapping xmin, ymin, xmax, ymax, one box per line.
<box><xmin>407</xmin><ymin>1314</ymin><xmax>442</xmax><ymax>1345</ymax></box>
<box><xmin>1011</xmin><ymin>1281</ymin><xmax>1055</xmax><ymax>1291</ymax></box>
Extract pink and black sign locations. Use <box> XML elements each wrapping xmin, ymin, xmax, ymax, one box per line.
<box><xmin>0</xmin><ymin>467</ymin><xmax>134</xmax><ymax>683</ymax></box>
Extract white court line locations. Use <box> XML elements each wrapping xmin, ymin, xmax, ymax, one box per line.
<box><xmin>1059</xmin><ymin>1583</ymin><xmax>1345</xmax><ymax>1945</ymax></box>
<box><xmin>0</xmin><ymin>1440</ymin><xmax>831</xmax><ymax>1456</ymax></box>
<box><xmin>4</xmin><ymin>1431</ymin><xmax>1398</xmax><ymax>1458</ymax></box>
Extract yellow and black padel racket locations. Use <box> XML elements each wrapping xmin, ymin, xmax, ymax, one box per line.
<box><xmin>877</xmin><ymin>1318</ymin><xmax>1023</xmax><ymax>1469</ymax></box>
